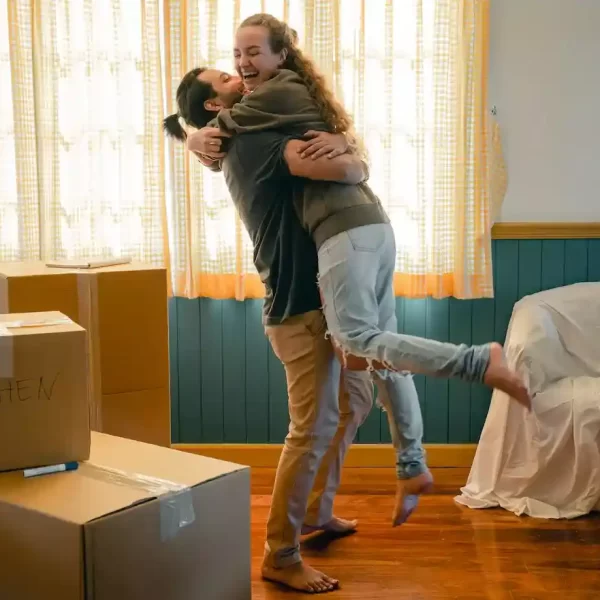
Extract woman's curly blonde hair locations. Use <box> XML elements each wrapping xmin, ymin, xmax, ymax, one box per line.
<box><xmin>239</xmin><ymin>13</ymin><xmax>365</xmax><ymax>156</ymax></box>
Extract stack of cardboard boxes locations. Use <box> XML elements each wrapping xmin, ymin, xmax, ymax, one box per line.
<box><xmin>0</xmin><ymin>261</ymin><xmax>172</xmax><ymax>446</ymax></box>
<box><xmin>0</xmin><ymin>264</ymin><xmax>251</xmax><ymax>600</ymax></box>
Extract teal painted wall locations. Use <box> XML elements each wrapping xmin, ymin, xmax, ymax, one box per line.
<box><xmin>169</xmin><ymin>238</ymin><xmax>600</xmax><ymax>444</ymax></box>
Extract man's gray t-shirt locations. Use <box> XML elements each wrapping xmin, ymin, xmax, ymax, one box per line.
<box><xmin>221</xmin><ymin>130</ymin><xmax>321</xmax><ymax>325</ymax></box>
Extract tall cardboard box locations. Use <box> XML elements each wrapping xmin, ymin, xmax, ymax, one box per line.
<box><xmin>0</xmin><ymin>312</ymin><xmax>90</xmax><ymax>471</ymax></box>
<box><xmin>0</xmin><ymin>432</ymin><xmax>251</xmax><ymax>600</ymax></box>
<box><xmin>0</xmin><ymin>262</ymin><xmax>170</xmax><ymax>446</ymax></box>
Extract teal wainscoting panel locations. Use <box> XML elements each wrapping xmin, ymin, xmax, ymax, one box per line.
<box><xmin>244</xmin><ymin>300</ymin><xmax>270</xmax><ymax>442</ymax></box>
<box><xmin>222</xmin><ymin>300</ymin><xmax>246</xmax><ymax>442</ymax></box>
<box><xmin>541</xmin><ymin>240</ymin><xmax>565</xmax><ymax>290</ymax></box>
<box><xmin>447</xmin><ymin>298</ymin><xmax>472</xmax><ymax>443</ymax></box>
<box><xmin>588</xmin><ymin>239</ymin><xmax>600</xmax><ymax>280</ymax></box>
<box><xmin>199</xmin><ymin>299</ymin><xmax>224</xmax><ymax>442</ymax></box>
<box><xmin>494</xmin><ymin>240</ymin><xmax>519</xmax><ymax>343</ymax></box>
<box><xmin>424</xmin><ymin>298</ymin><xmax>450</xmax><ymax>443</ymax></box>
<box><xmin>169</xmin><ymin>238</ymin><xmax>600</xmax><ymax>444</ymax></box>
<box><xmin>175</xmin><ymin>298</ymin><xmax>202</xmax><ymax>443</ymax></box>
<box><xmin>564</xmin><ymin>240</ymin><xmax>589</xmax><ymax>286</ymax></box>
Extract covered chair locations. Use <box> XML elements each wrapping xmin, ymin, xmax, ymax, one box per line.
<box><xmin>455</xmin><ymin>282</ymin><xmax>600</xmax><ymax>518</ymax></box>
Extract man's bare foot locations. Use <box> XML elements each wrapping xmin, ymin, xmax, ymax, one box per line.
<box><xmin>393</xmin><ymin>471</ymin><xmax>434</xmax><ymax>527</ymax></box>
<box><xmin>261</xmin><ymin>560</ymin><xmax>339</xmax><ymax>594</ymax></box>
<box><xmin>301</xmin><ymin>516</ymin><xmax>358</xmax><ymax>536</ymax></box>
<box><xmin>483</xmin><ymin>342</ymin><xmax>531</xmax><ymax>411</ymax></box>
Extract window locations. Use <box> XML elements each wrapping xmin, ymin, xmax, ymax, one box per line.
<box><xmin>1</xmin><ymin>0</ymin><xmax>164</xmax><ymax>265</ymax></box>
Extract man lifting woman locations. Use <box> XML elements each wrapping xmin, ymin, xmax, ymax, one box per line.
<box><xmin>164</xmin><ymin>13</ymin><xmax>530</xmax><ymax>594</ymax></box>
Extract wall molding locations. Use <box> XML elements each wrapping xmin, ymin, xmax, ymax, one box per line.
<box><xmin>173</xmin><ymin>443</ymin><xmax>477</xmax><ymax>468</ymax></box>
<box><xmin>492</xmin><ymin>222</ymin><xmax>600</xmax><ymax>239</ymax></box>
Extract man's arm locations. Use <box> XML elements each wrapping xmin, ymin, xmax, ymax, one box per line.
<box><xmin>283</xmin><ymin>139</ymin><xmax>368</xmax><ymax>185</ymax></box>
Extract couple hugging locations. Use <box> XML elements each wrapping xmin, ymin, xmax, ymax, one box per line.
<box><xmin>164</xmin><ymin>13</ymin><xmax>530</xmax><ymax>595</ymax></box>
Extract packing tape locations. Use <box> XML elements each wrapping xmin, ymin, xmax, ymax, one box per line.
<box><xmin>0</xmin><ymin>316</ymin><xmax>73</xmax><ymax>329</ymax></box>
<box><xmin>78</xmin><ymin>462</ymin><xmax>196</xmax><ymax>542</ymax></box>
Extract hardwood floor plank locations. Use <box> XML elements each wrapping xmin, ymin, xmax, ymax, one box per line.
<box><xmin>250</xmin><ymin>468</ymin><xmax>600</xmax><ymax>599</ymax></box>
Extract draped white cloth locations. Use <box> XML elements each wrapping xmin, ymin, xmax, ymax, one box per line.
<box><xmin>456</xmin><ymin>283</ymin><xmax>600</xmax><ymax>519</ymax></box>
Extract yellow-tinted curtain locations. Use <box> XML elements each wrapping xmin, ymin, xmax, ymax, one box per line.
<box><xmin>0</xmin><ymin>0</ymin><xmax>167</xmax><ymax>281</ymax></box>
<box><xmin>1</xmin><ymin>0</ymin><xmax>496</xmax><ymax>301</ymax></box>
<box><xmin>165</xmin><ymin>0</ymin><xmax>495</xmax><ymax>300</ymax></box>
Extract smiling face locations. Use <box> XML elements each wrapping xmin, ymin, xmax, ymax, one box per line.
<box><xmin>197</xmin><ymin>69</ymin><xmax>244</xmax><ymax>109</ymax></box>
<box><xmin>233</xmin><ymin>25</ymin><xmax>287</xmax><ymax>92</ymax></box>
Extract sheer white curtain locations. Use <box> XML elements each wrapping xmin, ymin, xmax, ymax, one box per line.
<box><xmin>0</xmin><ymin>0</ymin><xmax>167</xmax><ymax>272</ymax></box>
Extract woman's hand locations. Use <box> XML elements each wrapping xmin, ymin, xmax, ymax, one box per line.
<box><xmin>192</xmin><ymin>151</ymin><xmax>219</xmax><ymax>168</ymax></box>
<box><xmin>186</xmin><ymin>127</ymin><xmax>231</xmax><ymax>160</ymax></box>
<box><xmin>295</xmin><ymin>130</ymin><xmax>348</xmax><ymax>160</ymax></box>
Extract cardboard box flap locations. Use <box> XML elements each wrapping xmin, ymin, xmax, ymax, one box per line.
<box><xmin>89</xmin><ymin>432</ymin><xmax>246</xmax><ymax>487</ymax></box>
<box><xmin>0</xmin><ymin>433</ymin><xmax>247</xmax><ymax>527</ymax></box>
<box><xmin>0</xmin><ymin>262</ymin><xmax>62</xmax><ymax>278</ymax></box>
<box><xmin>0</xmin><ymin>311</ymin><xmax>83</xmax><ymax>336</ymax></box>
<box><xmin>0</xmin><ymin>261</ymin><xmax>164</xmax><ymax>277</ymax></box>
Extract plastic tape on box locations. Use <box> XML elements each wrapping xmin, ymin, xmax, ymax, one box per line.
<box><xmin>0</xmin><ymin>316</ymin><xmax>72</xmax><ymax>329</ymax></box>
<box><xmin>78</xmin><ymin>462</ymin><xmax>196</xmax><ymax>541</ymax></box>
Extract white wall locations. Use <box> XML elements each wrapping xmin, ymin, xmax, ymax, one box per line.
<box><xmin>490</xmin><ymin>0</ymin><xmax>600</xmax><ymax>221</ymax></box>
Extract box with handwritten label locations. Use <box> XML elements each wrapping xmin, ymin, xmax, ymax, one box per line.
<box><xmin>0</xmin><ymin>311</ymin><xmax>90</xmax><ymax>471</ymax></box>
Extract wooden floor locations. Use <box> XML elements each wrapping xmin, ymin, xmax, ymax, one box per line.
<box><xmin>250</xmin><ymin>468</ymin><xmax>600</xmax><ymax>599</ymax></box>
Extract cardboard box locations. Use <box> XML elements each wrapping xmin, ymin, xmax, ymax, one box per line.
<box><xmin>0</xmin><ymin>432</ymin><xmax>251</xmax><ymax>600</ymax></box>
<box><xmin>0</xmin><ymin>262</ymin><xmax>171</xmax><ymax>446</ymax></box>
<box><xmin>0</xmin><ymin>311</ymin><xmax>90</xmax><ymax>471</ymax></box>
<box><xmin>0</xmin><ymin>262</ymin><xmax>81</xmax><ymax>320</ymax></box>
<box><xmin>102</xmin><ymin>388</ymin><xmax>171</xmax><ymax>447</ymax></box>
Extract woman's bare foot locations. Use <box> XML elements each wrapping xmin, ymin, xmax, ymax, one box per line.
<box><xmin>393</xmin><ymin>471</ymin><xmax>434</xmax><ymax>527</ymax></box>
<box><xmin>301</xmin><ymin>516</ymin><xmax>358</xmax><ymax>536</ymax></box>
<box><xmin>261</xmin><ymin>560</ymin><xmax>340</xmax><ymax>594</ymax></box>
<box><xmin>483</xmin><ymin>343</ymin><xmax>531</xmax><ymax>411</ymax></box>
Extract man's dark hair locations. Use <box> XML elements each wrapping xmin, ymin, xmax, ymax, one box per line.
<box><xmin>162</xmin><ymin>67</ymin><xmax>217</xmax><ymax>142</ymax></box>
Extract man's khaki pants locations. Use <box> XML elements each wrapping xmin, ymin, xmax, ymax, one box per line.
<box><xmin>264</xmin><ymin>310</ymin><xmax>373</xmax><ymax>568</ymax></box>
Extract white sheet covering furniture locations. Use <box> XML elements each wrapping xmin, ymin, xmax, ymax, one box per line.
<box><xmin>455</xmin><ymin>282</ymin><xmax>600</xmax><ymax>519</ymax></box>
